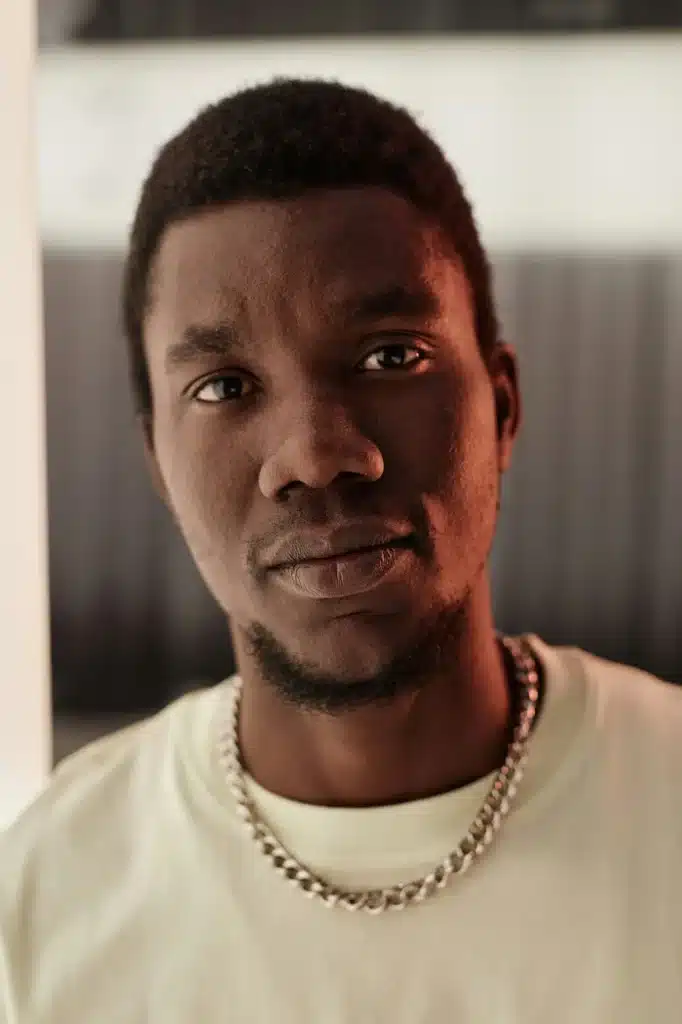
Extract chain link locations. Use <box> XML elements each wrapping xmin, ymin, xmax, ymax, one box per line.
<box><xmin>218</xmin><ymin>635</ymin><xmax>540</xmax><ymax>913</ymax></box>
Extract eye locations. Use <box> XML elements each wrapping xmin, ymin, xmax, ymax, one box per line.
<box><xmin>359</xmin><ymin>341</ymin><xmax>429</xmax><ymax>373</ymax></box>
<box><xmin>192</xmin><ymin>375</ymin><xmax>254</xmax><ymax>404</ymax></box>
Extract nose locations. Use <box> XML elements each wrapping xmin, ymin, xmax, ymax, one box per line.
<box><xmin>258</xmin><ymin>397</ymin><xmax>384</xmax><ymax>500</ymax></box>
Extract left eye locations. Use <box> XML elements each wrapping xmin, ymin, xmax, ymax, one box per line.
<box><xmin>359</xmin><ymin>343</ymin><xmax>426</xmax><ymax>372</ymax></box>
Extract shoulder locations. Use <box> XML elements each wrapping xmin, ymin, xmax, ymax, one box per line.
<box><xmin>533</xmin><ymin>634</ymin><xmax>681</xmax><ymax>718</ymax></box>
<box><xmin>576</xmin><ymin>646</ymin><xmax>682</xmax><ymax>728</ymax></box>
<box><xmin>0</xmin><ymin>684</ymin><xmax>225</xmax><ymax>1013</ymax></box>
<box><xmin>537</xmin><ymin>636</ymin><xmax>682</xmax><ymax>763</ymax></box>
<box><xmin>4</xmin><ymin>700</ymin><xmax>174</xmax><ymax>855</ymax></box>
<box><xmin>0</xmin><ymin>686</ymin><xmax>218</xmax><ymax>921</ymax></box>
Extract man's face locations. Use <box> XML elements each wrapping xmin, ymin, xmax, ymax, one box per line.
<box><xmin>144</xmin><ymin>187</ymin><xmax>519</xmax><ymax>704</ymax></box>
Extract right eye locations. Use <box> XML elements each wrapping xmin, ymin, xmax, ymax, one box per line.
<box><xmin>192</xmin><ymin>375</ymin><xmax>253</xmax><ymax>404</ymax></box>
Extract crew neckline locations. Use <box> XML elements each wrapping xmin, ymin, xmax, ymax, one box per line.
<box><xmin>178</xmin><ymin>635</ymin><xmax>597</xmax><ymax>888</ymax></box>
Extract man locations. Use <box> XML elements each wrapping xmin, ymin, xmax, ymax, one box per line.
<box><xmin>2</xmin><ymin>78</ymin><xmax>681</xmax><ymax>1023</ymax></box>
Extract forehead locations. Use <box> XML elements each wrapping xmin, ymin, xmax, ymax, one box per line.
<box><xmin>146</xmin><ymin>187</ymin><xmax>467</xmax><ymax>340</ymax></box>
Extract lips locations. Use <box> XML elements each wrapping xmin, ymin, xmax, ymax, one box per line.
<box><xmin>260</xmin><ymin>519</ymin><xmax>416</xmax><ymax>602</ymax></box>
<box><xmin>293</xmin><ymin>539</ymin><xmax>403</xmax><ymax>566</ymax></box>
<box><xmin>261</xmin><ymin>520</ymin><xmax>414</xmax><ymax>572</ymax></box>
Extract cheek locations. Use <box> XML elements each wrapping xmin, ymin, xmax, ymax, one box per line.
<box><xmin>395</xmin><ymin>370</ymin><xmax>496</xmax><ymax>479</ymax></box>
<box><xmin>155</xmin><ymin>422</ymin><xmax>248</xmax><ymax>569</ymax></box>
<box><xmin>411</xmin><ymin>377</ymin><xmax>499</xmax><ymax>540</ymax></box>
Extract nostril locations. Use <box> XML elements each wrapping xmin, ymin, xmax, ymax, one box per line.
<box><xmin>258</xmin><ymin>432</ymin><xmax>384</xmax><ymax>500</ymax></box>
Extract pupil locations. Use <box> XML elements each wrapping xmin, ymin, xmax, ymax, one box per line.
<box><xmin>217</xmin><ymin>378</ymin><xmax>241</xmax><ymax>399</ymax></box>
<box><xmin>383</xmin><ymin>346</ymin><xmax>405</xmax><ymax>367</ymax></box>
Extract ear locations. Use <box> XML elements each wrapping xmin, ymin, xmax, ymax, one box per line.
<box><xmin>139</xmin><ymin>415</ymin><xmax>170</xmax><ymax>507</ymax></box>
<box><xmin>488</xmin><ymin>342</ymin><xmax>522</xmax><ymax>473</ymax></box>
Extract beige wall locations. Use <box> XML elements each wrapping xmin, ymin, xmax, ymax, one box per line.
<box><xmin>0</xmin><ymin>0</ymin><xmax>52</xmax><ymax>827</ymax></box>
<box><xmin>38</xmin><ymin>37</ymin><xmax>682</xmax><ymax>252</ymax></box>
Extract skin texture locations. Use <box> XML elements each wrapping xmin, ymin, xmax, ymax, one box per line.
<box><xmin>143</xmin><ymin>187</ymin><xmax>522</xmax><ymax>807</ymax></box>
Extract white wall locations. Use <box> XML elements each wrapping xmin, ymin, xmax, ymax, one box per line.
<box><xmin>0</xmin><ymin>0</ymin><xmax>52</xmax><ymax>827</ymax></box>
<box><xmin>39</xmin><ymin>35</ymin><xmax>682</xmax><ymax>252</ymax></box>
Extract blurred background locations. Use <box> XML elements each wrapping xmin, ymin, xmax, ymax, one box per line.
<box><xmin>38</xmin><ymin>1</ymin><xmax>682</xmax><ymax>763</ymax></box>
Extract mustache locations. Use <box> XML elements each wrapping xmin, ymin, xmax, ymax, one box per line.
<box><xmin>247</xmin><ymin>503</ymin><xmax>433</xmax><ymax>579</ymax></box>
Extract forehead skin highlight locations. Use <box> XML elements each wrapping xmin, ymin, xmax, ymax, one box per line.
<box><xmin>144</xmin><ymin>188</ymin><xmax>477</xmax><ymax>368</ymax></box>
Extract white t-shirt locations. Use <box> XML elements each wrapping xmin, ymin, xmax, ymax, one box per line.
<box><xmin>1</xmin><ymin>635</ymin><xmax>681</xmax><ymax>1023</ymax></box>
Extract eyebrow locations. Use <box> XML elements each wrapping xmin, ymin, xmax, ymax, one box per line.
<box><xmin>338</xmin><ymin>284</ymin><xmax>442</xmax><ymax>325</ymax></box>
<box><xmin>164</xmin><ymin>284</ymin><xmax>441</xmax><ymax>371</ymax></box>
<box><xmin>164</xmin><ymin>321</ymin><xmax>243</xmax><ymax>372</ymax></box>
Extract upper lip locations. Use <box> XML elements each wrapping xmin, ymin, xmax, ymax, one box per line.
<box><xmin>261</xmin><ymin>519</ymin><xmax>414</xmax><ymax>570</ymax></box>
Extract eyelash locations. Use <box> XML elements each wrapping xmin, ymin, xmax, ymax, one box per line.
<box><xmin>190</xmin><ymin>339</ymin><xmax>431</xmax><ymax>405</ymax></box>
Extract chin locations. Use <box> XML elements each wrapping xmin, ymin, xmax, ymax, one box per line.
<box><xmin>249</xmin><ymin>626</ymin><xmax>417</xmax><ymax>715</ymax></box>
<box><xmin>298</xmin><ymin>639</ymin><xmax>395</xmax><ymax>685</ymax></box>
<box><xmin>272</xmin><ymin>611</ymin><xmax>411</xmax><ymax>680</ymax></box>
<box><xmin>240</xmin><ymin>602</ymin><xmax>464</xmax><ymax>715</ymax></box>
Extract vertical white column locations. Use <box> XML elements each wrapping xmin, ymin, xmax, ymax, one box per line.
<box><xmin>0</xmin><ymin>0</ymin><xmax>52</xmax><ymax>828</ymax></box>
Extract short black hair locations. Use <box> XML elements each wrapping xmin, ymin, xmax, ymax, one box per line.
<box><xmin>122</xmin><ymin>77</ymin><xmax>499</xmax><ymax>422</ymax></box>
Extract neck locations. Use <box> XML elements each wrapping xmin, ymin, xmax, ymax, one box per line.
<box><xmin>235</xmin><ymin>583</ymin><xmax>515</xmax><ymax>808</ymax></box>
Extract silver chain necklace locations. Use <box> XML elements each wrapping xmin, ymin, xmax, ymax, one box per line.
<box><xmin>218</xmin><ymin>634</ymin><xmax>540</xmax><ymax>914</ymax></box>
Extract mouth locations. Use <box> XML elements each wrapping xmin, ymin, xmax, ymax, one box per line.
<box><xmin>262</xmin><ymin>519</ymin><xmax>416</xmax><ymax>572</ymax></box>
<box><xmin>269</xmin><ymin>536</ymin><xmax>416</xmax><ymax>602</ymax></box>
<box><xmin>273</xmin><ymin>535</ymin><xmax>414</xmax><ymax>571</ymax></box>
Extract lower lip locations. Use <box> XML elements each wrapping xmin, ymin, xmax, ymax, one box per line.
<box><xmin>271</xmin><ymin>544</ymin><xmax>414</xmax><ymax>601</ymax></box>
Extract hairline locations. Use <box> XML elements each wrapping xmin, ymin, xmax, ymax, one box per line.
<box><xmin>141</xmin><ymin>184</ymin><xmax>471</xmax><ymax>344</ymax></box>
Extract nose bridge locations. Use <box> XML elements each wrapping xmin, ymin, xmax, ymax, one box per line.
<box><xmin>258</xmin><ymin>381</ymin><xmax>384</xmax><ymax>498</ymax></box>
<box><xmin>275</xmin><ymin>380</ymin><xmax>361</xmax><ymax>462</ymax></box>
<box><xmin>292</xmin><ymin>381</ymin><xmax>352</xmax><ymax>438</ymax></box>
